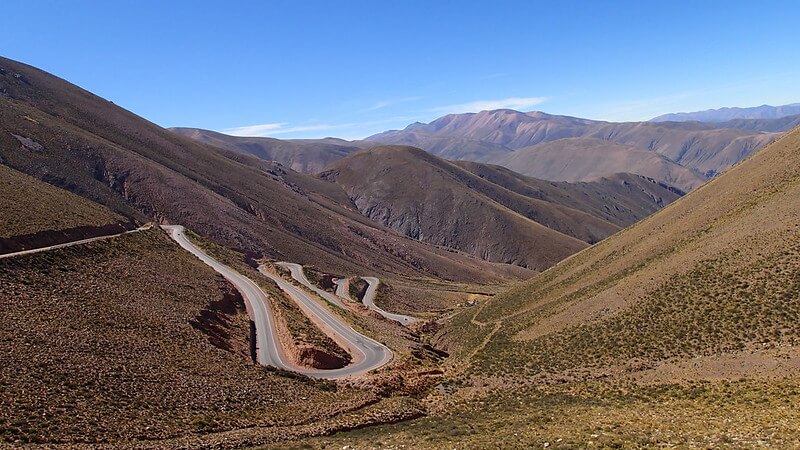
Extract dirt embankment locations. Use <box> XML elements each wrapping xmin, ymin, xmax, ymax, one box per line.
<box><xmin>0</xmin><ymin>220</ymin><xmax>137</xmax><ymax>254</ymax></box>
<box><xmin>189</xmin><ymin>281</ymin><xmax>253</xmax><ymax>361</ymax></box>
<box><xmin>271</xmin><ymin>298</ymin><xmax>350</xmax><ymax>369</ymax></box>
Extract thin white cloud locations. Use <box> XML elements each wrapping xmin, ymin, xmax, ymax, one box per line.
<box><xmin>431</xmin><ymin>96</ymin><xmax>547</xmax><ymax>114</ymax></box>
<box><xmin>594</xmin><ymin>92</ymin><xmax>695</xmax><ymax>122</ymax></box>
<box><xmin>221</xmin><ymin>115</ymin><xmax>422</xmax><ymax>139</ymax></box>
<box><xmin>359</xmin><ymin>96</ymin><xmax>423</xmax><ymax>113</ymax></box>
<box><xmin>223</xmin><ymin>122</ymin><xmax>288</xmax><ymax>136</ymax></box>
<box><xmin>478</xmin><ymin>72</ymin><xmax>509</xmax><ymax>80</ymax></box>
<box><xmin>223</xmin><ymin>123</ymin><xmax>349</xmax><ymax>137</ymax></box>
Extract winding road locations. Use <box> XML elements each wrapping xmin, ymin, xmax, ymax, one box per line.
<box><xmin>257</xmin><ymin>266</ymin><xmax>391</xmax><ymax>377</ymax></box>
<box><xmin>277</xmin><ymin>262</ymin><xmax>347</xmax><ymax>309</ymax></box>
<box><xmin>334</xmin><ymin>278</ymin><xmax>351</xmax><ymax>300</ymax></box>
<box><xmin>163</xmin><ymin>225</ymin><xmax>392</xmax><ymax>378</ymax></box>
<box><xmin>334</xmin><ymin>277</ymin><xmax>419</xmax><ymax>326</ymax></box>
<box><xmin>360</xmin><ymin>277</ymin><xmax>419</xmax><ymax>326</ymax></box>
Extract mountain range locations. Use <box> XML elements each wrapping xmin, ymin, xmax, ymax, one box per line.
<box><xmin>651</xmin><ymin>102</ymin><xmax>800</xmax><ymax>122</ymax></box>
<box><xmin>366</xmin><ymin>109</ymin><xmax>793</xmax><ymax>185</ymax></box>
<box><xmin>0</xmin><ymin>56</ymin><xmax>530</xmax><ymax>282</ymax></box>
<box><xmin>177</xmin><ymin>107</ymin><xmax>800</xmax><ymax>195</ymax></box>
<box><xmin>170</xmin><ymin>127</ymin><xmax>368</xmax><ymax>173</ymax></box>
<box><xmin>321</xmin><ymin>145</ymin><xmax>680</xmax><ymax>267</ymax></box>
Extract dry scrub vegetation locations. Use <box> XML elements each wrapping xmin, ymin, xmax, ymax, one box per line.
<box><xmin>0</xmin><ymin>163</ymin><xmax>124</xmax><ymax>238</ymax></box>
<box><xmin>0</xmin><ymin>229</ymin><xmax>379</xmax><ymax>445</ymax></box>
<box><xmin>297</xmin><ymin>379</ymin><xmax>800</xmax><ymax>448</ymax></box>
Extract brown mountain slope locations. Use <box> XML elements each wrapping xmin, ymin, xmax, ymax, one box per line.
<box><xmin>494</xmin><ymin>137</ymin><xmax>707</xmax><ymax>191</ymax></box>
<box><xmin>362</xmin><ymin>129</ymin><xmax>512</xmax><ymax>162</ymax></box>
<box><xmin>371</xmin><ymin>110</ymin><xmax>597</xmax><ymax>150</ymax></box>
<box><xmin>0</xmin><ymin>163</ymin><xmax>136</xmax><ymax>254</ymax></box>
<box><xmin>583</xmin><ymin>121</ymin><xmax>779</xmax><ymax>176</ymax></box>
<box><xmin>452</xmin><ymin>161</ymin><xmax>683</xmax><ymax>228</ymax></box>
<box><xmin>368</xmin><ymin>109</ymin><xmax>779</xmax><ymax>182</ymax></box>
<box><xmin>0</xmin><ymin>164</ymin><xmax>124</xmax><ymax>238</ymax></box>
<box><xmin>321</xmin><ymin>145</ymin><xmax>679</xmax><ymax>269</ymax></box>
<box><xmin>170</xmin><ymin>127</ymin><xmax>365</xmax><ymax>174</ymax></box>
<box><xmin>0</xmin><ymin>56</ymin><xmax>525</xmax><ymax>283</ymax></box>
<box><xmin>714</xmin><ymin>113</ymin><xmax>800</xmax><ymax>133</ymax></box>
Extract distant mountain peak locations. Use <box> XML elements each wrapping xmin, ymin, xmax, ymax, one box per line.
<box><xmin>651</xmin><ymin>102</ymin><xmax>800</xmax><ymax>122</ymax></box>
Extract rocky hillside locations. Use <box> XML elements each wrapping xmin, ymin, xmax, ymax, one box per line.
<box><xmin>494</xmin><ymin>137</ymin><xmax>706</xmax><ymax>192</ymax></box>
<box><xmin>321</xmin><ymin>145</ymin><xmax>680</xmax><ymax>269</ymax></box>
<box><xmin>0</xmin><ymin>164</ymin><xmax>136</xmax><ymax>254</ymax></box>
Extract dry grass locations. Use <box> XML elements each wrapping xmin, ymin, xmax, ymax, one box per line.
<box><xmin>297</xmin><ymin>378</ymin><xmax>800</xmax><ymax>448</ymax></box>
<box><xmin>374</xmin><ymin>276</ymin><xmax>507</xmax><ymax>315</ymax></box>
<box><xmin>0</xmin><ymin>163</ymin><xmax>123</xmax><ymax>238</ymax></box>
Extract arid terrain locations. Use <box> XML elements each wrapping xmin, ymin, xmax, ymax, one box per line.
<box><xmin>0</xmin><ymin>172</ymin><xmax>433</xmax><ymax>446</ymax></box>
<box><xmin>2</xmin><ymin>27</ymin><xmax>800</xmax><ymax>449</ymax></box>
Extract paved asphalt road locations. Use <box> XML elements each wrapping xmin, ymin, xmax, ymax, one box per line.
<box><xmin>258</xmin><ymin>266</ymin><xmax>392</xmax><ymax>377</ymax></box>
<box><xmin>334</xmin><ymin>278</ymin><xmax>350</xmax><ymax>299</ymax></box>
<box><xmin>360</xmin><ymin>277</ymin><xmax>419</xmax><ymax>326</ymax></box>
<box><xmin>277</xmin><ymin>262</ymin><xmax>348</xmax><ymax>309</ymax></box>
<box><xmin>334</xmin><ymin>276</ymin><xmax>418</xmax><ymax>326</ymax></box>
<box><xmin>163</xmin><ymin>225</ymin><xmax>290</xmax><ymax>369</ymax></box>
<box><xmin>164</xmin><ymin>225</ymin><xmax>391</xmax><ymax>378</ymax></box>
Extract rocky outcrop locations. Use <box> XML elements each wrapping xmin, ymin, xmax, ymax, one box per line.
<box><xmin>189</xmin><ymin>282</ymin><xmax>252</xmax><ymax>360</ymax></box>
<box><xmin>296</xmin><ymin>346</ymin><xmax>349</xmax><ymax>370</ymax></box>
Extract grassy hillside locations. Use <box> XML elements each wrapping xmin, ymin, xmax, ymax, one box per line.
<box><xmin>470</xmin><ymin>124</ymin><xmax>800</xmax><ymax>368</ymax></box>
<box><xmin>323</xmin><ymin>145</ymin><xmax>681</xmax><ymax>269</ymax></box>
<box><xmin>294</xmin><ymin>124</ymin><xmax>800</xmax><ymax>447</ymax></box>
<box><xmin>0</xmin><ymin>163</ymin><xmax>124</xmax><ymax>238</ymax></box>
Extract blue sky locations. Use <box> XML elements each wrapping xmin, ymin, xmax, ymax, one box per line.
<box><xmin>3</xmin><ymin>1</ymin><xmax>800</xmax><ymax>139</ymax></box>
